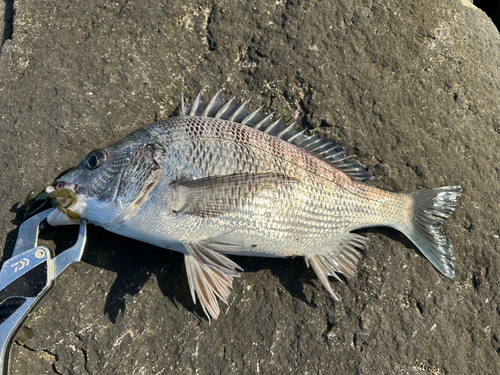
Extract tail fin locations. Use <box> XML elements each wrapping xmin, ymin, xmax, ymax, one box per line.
<box><xmin>400</xmin><ymin>186</ymin><xmax>462</xmax><ymax>278</ymax></box>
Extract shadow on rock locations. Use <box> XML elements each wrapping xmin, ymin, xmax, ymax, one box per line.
<box><xmin>2</xmin><ymin>204</ymin><xmax>435</xmax><ymax>323</ymax></box>
<box><xmin>4</xmin><ymin>209</ymin><xmax>318</xmax><ymax>322</ymax></box>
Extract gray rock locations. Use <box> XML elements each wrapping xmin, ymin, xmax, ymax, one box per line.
<box><xmin>1</xmin><ymin>0</ymin><xmax>499</xmax><ymax>374</ymax></box>
<box><xmin>0</xmin><ymin>1</ymin><xmax>4</xmax><ymax>45</ymax></box>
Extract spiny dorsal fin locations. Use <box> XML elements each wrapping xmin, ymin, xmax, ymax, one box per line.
<box><xmin>254</xmin><ymin>112</ymin><xmax>275</xmax><ymax>130</ymax></box>
<box><xmin>202</xmin><ymin>89</ymin><xmax>224</xmax><ymax>117</ymax></box>
<box><xmin>264</xmin><ymin>118</ymin><xmax>286</xmax><ymax>135</ymax></box>
<box><xmin>180</xmin><ymin>94</ymin><xmax>191</xmax><ymax>116</ymax></box>
<box><xmin>190</xmin><ymin>89</ymin><xmax>206</xmax><ymax>116</ymax></box>
<box><xmin>228</xmin><ymin>98</ymin><xmax>251</xmax><ymax>122</ymax></box>
<box><xmin>179</xmin><ymin>89</ymin><xmax>376</xmax><ymax>182</ymax></box>
<box><xmin>215</xmin><ymin>97</ymin><xmax>239</xmax><ymax>120</ymax></box>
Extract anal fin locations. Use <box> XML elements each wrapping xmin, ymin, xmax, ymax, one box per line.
<box><xmin>183</xmin><ymin>240</ymin><xmax>243</xmax><ymax>320</ymax></box>
<box><xmin>306</xmin><ymin>233</ymin><xmax>369</xmax><ymax>300</ymax></box>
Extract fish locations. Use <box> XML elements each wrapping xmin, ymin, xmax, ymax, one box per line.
<box><xmin>36</xmin><ymin>89</ymin><xmax>462</xmax><ymax>319</ymax></box>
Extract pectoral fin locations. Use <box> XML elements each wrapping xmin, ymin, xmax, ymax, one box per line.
<box><xmin>183</xmin><ymin>239</ymin><xmax>244</xmax><ymax>319</ymax></box>
<box><xmin>170</xmin><ymin>172</ymin><xmax>296</xmax><ymax>218</ymax></box>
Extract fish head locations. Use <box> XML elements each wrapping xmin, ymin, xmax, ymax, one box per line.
<box><xmin>46</xmin><ymin>128</ymin><xmax>162</xmax><ymax>227</ymax></box>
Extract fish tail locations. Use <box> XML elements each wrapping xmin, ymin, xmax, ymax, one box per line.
<box><xmin>399</xmin><ymin>186</ymin><xmax>462</xmax><ymax>278</ymax></box>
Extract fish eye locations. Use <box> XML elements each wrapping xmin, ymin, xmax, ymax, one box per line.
<box><xmin>85</xmin><ymin>149</ymin><xmax>107</xmax><ymax>170</ymax></box>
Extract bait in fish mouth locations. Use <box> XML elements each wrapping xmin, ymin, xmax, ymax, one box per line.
<box><xmin>31</xmin><ymin>89</ymin><xmax>462</xmax><ymax>319</ymax></box>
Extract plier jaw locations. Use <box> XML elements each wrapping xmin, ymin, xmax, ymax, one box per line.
<box><xmin>0</xmin><ymin>209</ymin><xmax>87</xmax><ymax>375</ymax></box>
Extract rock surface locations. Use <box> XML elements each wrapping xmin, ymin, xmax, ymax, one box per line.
<box><xmin>1</xmin><ymin>0</ymin><xmax>499</xmax><ymax>374</ymax></box>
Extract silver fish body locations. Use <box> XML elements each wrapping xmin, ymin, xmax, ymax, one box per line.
<box><xmin>45</xmin><ymin>90</ymin><xmax>461</xmax><ymax>319</ymax></box>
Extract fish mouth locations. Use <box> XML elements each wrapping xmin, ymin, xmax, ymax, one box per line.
<box><xmin>45</xmin><ymin>181</ymin><xmax>80</xmax><ymax>208</ymax></box>
<box><xmin>46</xmin><ymin>181</ymin><xmax>81</xmax><ymax>222</ymax></box>
<box><xmin>50</xmin><ymin>181</ymin><xmax>79</xmax><ymax>192</ymax></box>
<box><xmin>25</xmin><ymin>181</ymin><xmax>81</xmax><ymax>223</ymax></box>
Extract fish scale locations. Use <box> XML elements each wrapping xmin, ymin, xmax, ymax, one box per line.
<box><xmin>41</xmin><ymin>89</ymin><xmax>461</xmax><ymax>319</ymax></box>
<box><xmin>128</xmin><ymin>116</ymin><xmax>413</xmax><ymax>258</ymax></box>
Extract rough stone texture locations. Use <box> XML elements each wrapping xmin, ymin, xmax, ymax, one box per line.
<box><xmin>0</xmin><ymin>1</ymin><xmax>5</xmax><ymax>44</ymax></box>
<box><xmin>1</xmin><ymin>0</ymin><xmax>499</xmax><ymax>374</ymax></box>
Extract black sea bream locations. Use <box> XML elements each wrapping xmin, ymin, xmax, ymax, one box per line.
<box><xmin>42</xmin><ymin>90</ymin><xmax>461</xmax><ymax>319</ymax></box>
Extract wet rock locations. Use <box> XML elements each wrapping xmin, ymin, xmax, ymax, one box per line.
<box><xmin>1</xmin><ymin>0</ymin><xmax>499</xmax><ymax>374</ymax></box>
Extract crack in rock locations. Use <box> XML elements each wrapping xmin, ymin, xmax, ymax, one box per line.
<box><xmin>81</xmin><ymin>347</ymin><xmax>91</xmax><ymax>374</ymax></box>
<box><xmin>2</xmin><ymin>0</ymin><xmax>15</xmax><ymax>47</ymax></box>
<box><xmin>14</xmin><ymin>340</ymin><xmax>62</xmax><ymax>374</ymax></box>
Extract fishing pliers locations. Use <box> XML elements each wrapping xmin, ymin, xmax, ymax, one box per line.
<box><xmin>0</xmin><ymin>209</ymin><xmax>87</xmax><ymax>374</ymax></box>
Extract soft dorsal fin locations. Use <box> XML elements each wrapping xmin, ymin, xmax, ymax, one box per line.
<box><xmin>178</xmin><ymin>90</ymin><xmax>376</xmax><ymax>182</ymax></box>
